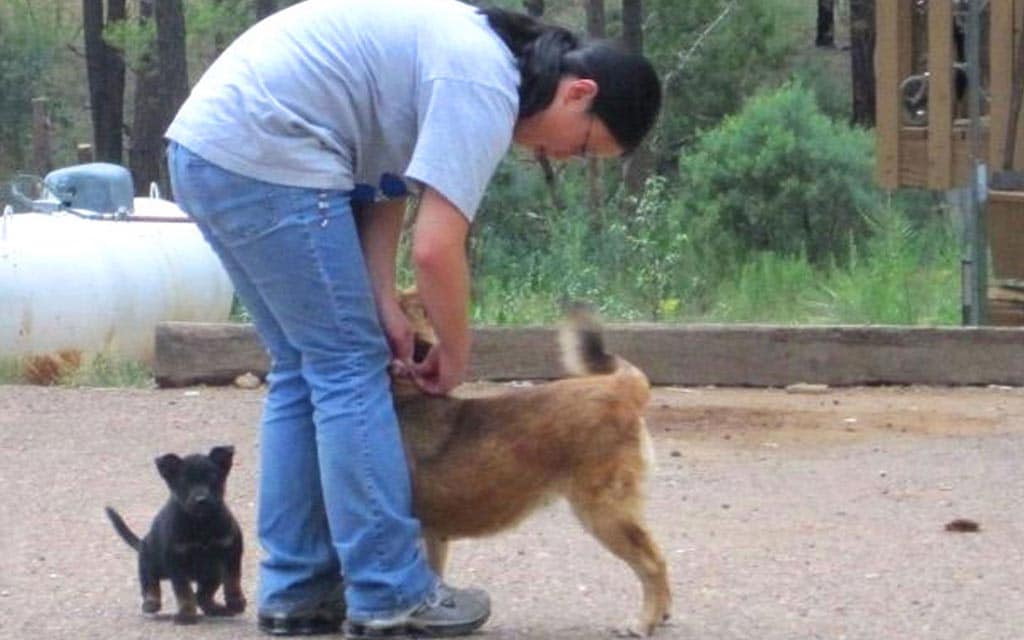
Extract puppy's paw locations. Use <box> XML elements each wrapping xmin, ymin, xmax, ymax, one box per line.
<box><xmin>225</xmin><ymin>596</ymin><xmax>247</xmax><ymax>615</ymax></box>
<box><xmin>141</xmin><ymin>598</ymin><xmax>161</xmax><ymax>614</ymax></box>
<box><xmin>173</xmin><ymin>612</ymin><xmax>199</xmax><ymax>625</ymax></box>
<box><xmin>200</xmin><ymin>603</ymin><xmax>232</xmax><ymax>617</ymax></box>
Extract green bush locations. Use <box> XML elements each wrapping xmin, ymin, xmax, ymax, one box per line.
<box><xmin>680</xmin><ymin>82</ymin><xmax>882</xmax><ymax>266</ymax></box>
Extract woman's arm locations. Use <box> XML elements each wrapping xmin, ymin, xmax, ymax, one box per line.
<box><xmin>410</xmin><ymin>187</ymin><xmax>471</xmax><ymax>395</ymax></box>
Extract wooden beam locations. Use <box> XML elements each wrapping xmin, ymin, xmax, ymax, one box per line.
<box><xmin>155</xmin><ymin>322</ymin><xmax>1024</xmax><ymax>388</ymax></box>
<box><xmin>898</xmin><ymin>122</ymin><xmax>989</xmax><ymax>188</ymax></box>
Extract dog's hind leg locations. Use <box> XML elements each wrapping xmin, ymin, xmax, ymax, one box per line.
<box><xmin>423</xmin><ymin>533</ymin><xmax>450</xmax><ymax>576</ymax></box>
<box><xmin>569</xmin><ymin>471</ymin><xmax>671</xmax><ymax>635</ymax></box>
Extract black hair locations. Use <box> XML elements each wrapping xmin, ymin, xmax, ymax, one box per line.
<box><xmin>480</xmin><ymin>7</ymin><xmax>662</xmax><ymax>154</ymax></box>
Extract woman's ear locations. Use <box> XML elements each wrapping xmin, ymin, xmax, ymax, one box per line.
<box><xmin>562</xmin><ymin>77</ymin><xmax>599</xmax><ymax>108</ymax></box>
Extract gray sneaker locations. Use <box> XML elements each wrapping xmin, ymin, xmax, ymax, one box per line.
<box><xmin>343</xmin><ymin>583</ymin><xmax>490</xmax><ymax>638</ymax></box>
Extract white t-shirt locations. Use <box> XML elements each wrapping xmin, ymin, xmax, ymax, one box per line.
<box><xmin>165</xmin><ymin>0</ymin><xmax>519</xmax><ymax>220</ymax></box>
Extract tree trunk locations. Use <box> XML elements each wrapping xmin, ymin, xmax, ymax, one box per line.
<box><xmin>82</xmin><ymin>0</ymin><xmax>127</xmax><ymax>164</ymax></box>
<box><xmin>254</xmin><ymin>0</ymin><xmax>276</xmax><ymax>20</ymax></box>
<box><xmin>153</xmin><ymin>0</ymin><xmax>189</xmax><ymax>197</ymax></box>
<box><xmin>521</xmin><ymin>0</ymin><xmax>563</xmax><ymax>210</ymax></box>
<box><xmin>129</xmin><ymin>0</ymin><xmax>164</xmax><ymax>195</ymax></box>
<box><xmin>849</xmin><ymin>0</ymin><xmax>876</xmax><ymax>126</ymax></box>
<box><xmin>585</xmin><ymin>0</ymin><xmax>605</xmax><ymax>40</ymax></box>
<box><xmin>621</xmin><ymin>0</ymin><xmax>643</xmax><ymax>55</ymax></box>
<box><xmin>585</xmin><ymin>0</ymin><xmax>605</xmax><ymax>217</ymax></box>
<box><xmin>621</xmin><ymin>0</ymin><xmax>651</xmax><ymax>195</ymax></box>
<box><xmin>816</xmin><ymin>0</ymin><xmax>835</xmax><ymax>48</ymax></box>
<box><xmin>155</xmin><ymin>0</ymin><xmax>190</xmax><ymax>139</ymax></box>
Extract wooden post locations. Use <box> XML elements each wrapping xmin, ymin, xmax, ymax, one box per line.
<box><xmin>875</xmin><ymin>2</ymin><xmax>901</xmax><ymax>188</ymax></box>
<box><xmin>927</xmin><ymin>0</ymin><xmax>954</xmax><ymax>189</ymax></box>
<box><xmin>31</xmin><ymin>97</ymin><xmax>52</xmax><ymax>175</ymax></box>
<box><xmin>990</xmin><ymin>0</ymin><xmax>1015</xmax><ymax>172</ymax></box>
<box><xmin>76</xmin><ymin>144</ymin><xmax>94</xmax><ymax>164</ymax></box>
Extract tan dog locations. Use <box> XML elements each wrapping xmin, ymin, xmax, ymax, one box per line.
<box><xmin>393</xmin><ymin>292</ymin><xmax>671</xmax><ymax>635</ymax></box>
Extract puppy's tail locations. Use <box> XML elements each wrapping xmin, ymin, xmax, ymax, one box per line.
<box><xmin>105</xmin><ymin>506</ymin><xmax>142</xmax><ymax>551</ymax></box>
<box><xmin>559</xmin><ymin>303</ymin><xmax>650</xmax><ymax>413</ymax></box>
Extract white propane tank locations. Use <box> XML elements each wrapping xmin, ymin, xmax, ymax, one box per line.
<box><xmin>0</xmin><ymin>202</ymin><xmax>233</xmax><ymax>365</ymax></box>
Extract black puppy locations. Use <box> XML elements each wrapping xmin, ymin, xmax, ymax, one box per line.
<box><xmin>105</xmin><ymin>445</ymin><xmax>246</xmax><ymax>624</ymax></box>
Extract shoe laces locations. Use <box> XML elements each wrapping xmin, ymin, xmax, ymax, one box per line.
<box><xmin>422</xmin><ymin>585</ymin><xmax>456</xmax><ymax>610</ymax></box>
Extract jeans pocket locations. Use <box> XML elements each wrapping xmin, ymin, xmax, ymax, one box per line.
<box><xmin>205</xmin><ymin>183</ymin><xmax>322</xmax><ymax>247</ymax></box>
<box><xmin>206</xmin><ymin>196</ymin><xmax>283</xmax><ymax>245</ymax></box>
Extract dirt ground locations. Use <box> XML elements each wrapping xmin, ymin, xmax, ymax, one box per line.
<box><xmin>2</xmin><ymin>382</ymin><xmax>1024</xmax><ymax>640</ymax></box>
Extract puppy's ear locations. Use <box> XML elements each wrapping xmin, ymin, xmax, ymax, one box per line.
<box><xmin>155</xmin><ymin>454</ymin><xmax>184</xmax><ymax>483</ymax></box>
<box><xmin>208</xmin><ymin>446</ymin><xmax>235</xmax><ymax>474</ymax></box>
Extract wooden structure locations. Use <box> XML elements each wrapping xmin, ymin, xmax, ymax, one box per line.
<box><xmin>876</xmin><ymin>1</ymin><xmax>1024</xmax><ymax>324</ymax></box>
<box><xmin>876</xmin><ymin>1</ymin><xmax>1001</xmax><ymax>189</ymax></box>
<box><xmin>154</xmin><ymin>321</ymin><xmax>1024</xmax><ymax>388</ymax></box>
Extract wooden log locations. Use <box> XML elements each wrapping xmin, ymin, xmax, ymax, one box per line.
<box><xmin>155</xmin><ymin>321</ymin><xmax>1024</xmax><ymax>388</ymax></box>
<box><xmin>154</xmin><ymin>322</ymin><xmax>268</xmax><ymax>387</ymax></box>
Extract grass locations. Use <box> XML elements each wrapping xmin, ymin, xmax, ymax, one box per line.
<box><xmin>467</xmin><ymin>195</ymin><xmax>962</xmax><ymax>327</ymax></box>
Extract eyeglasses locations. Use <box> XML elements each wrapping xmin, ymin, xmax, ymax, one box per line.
<box><xmin>575</xmin><ymin>114</ymin><xmax>595</xmax><ymax>159</ymax></box>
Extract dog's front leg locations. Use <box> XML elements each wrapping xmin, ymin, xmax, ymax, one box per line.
<box><xmin>196</xmin><ymin>574</ymin><xmax>230</xmax><ymax>617</ymax></box>
<box><xmin>222</xmin><ymin>546</ymin><xmax>247</xmax><ymax>614</ymax></box>
<box><xmin>423</xmin><ymin>534</ymin><xmax>449</xmax><ymax>576</ymax></box>
<box><xmin>169</xmin><ymin>571</ymin><xmax>200</xmax><ymax>624</ymax></box>
<box><xmin>137</xmin><ymin>554</ymin><xmax>161</xmax><ymax>614</ymax></box>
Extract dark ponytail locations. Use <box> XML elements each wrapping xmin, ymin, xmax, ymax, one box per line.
<box><xmin>478</xmin><ymin>7</ymin><xmax>579</xmax><ymax>119</ymax></box>
<box><xmin>480</xmin><ymin>7</ymin><xmax>662</xmax><ymax>154</ymax></box>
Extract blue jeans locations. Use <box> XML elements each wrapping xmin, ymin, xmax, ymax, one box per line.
<box><xmin>167</xmin><ymin>142</ymin><xmax>435</xmax><ymax>619</ymax></box>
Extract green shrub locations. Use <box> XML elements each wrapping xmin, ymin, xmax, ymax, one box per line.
<box><xmin>681</xmin><ymin>82</ymin><xmax>882</xmax><ymax>266</ymax></box>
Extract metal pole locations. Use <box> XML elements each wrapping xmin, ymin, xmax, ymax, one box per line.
<box><xmin>963</xmin><ymin>0</ymin><xmax>988</xmax><ymax>325</ymax></box>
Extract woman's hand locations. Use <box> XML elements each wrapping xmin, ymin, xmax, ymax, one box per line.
<box><xmin>411</xmin><ymin>341</ymin><xmax>468</xmax><ymax>395</ymax></box>
<box><xmin>377</xmin><ymin>293</ymin><xmax>415</xmax><ymax>370</ymax></box>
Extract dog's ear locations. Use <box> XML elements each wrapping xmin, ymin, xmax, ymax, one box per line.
<box><xmin>396</xmin><ymin>287</ymin><xmax>438</xmax><ymax>348</ymax></box>
<box><xmin>155</xmin><ymin>454</ymin><xmax>184</xmax><ymax>483</ymax></box>
<box><xmin>208</xmin><ymin>446</ymin><xmax>235</xmax><ymax>474</ymax></box>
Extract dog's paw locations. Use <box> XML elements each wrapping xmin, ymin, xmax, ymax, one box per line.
<box><xmin>612</xmin><ymin>620</ymin><xmax>665</xmax><ymax>638</ymax></box>
<box><xmin>173</xmin><ymin>612</ymin><xmax>199</xmax><ymax>625</ymax></box>
<box><xmin>141</xmin><ymin>598</ymin><xmax>161</xmax><ymax>614</ymax></box>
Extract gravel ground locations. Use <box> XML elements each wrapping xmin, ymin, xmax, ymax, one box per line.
<box><xmin>2</xmin><ymin>383</ymin><xmax>1023</xmax><ymax>640</ymax></box>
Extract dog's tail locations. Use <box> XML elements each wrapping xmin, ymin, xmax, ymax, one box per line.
<box><xmin>105</xmin><ymin>506</ymin><xmax>142</xmax><ymax>551</ymax></box>
<box><xmin>559</xmin><ymin>303</ymin><xmax>650</xmax><ymax>413</ymax></box>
